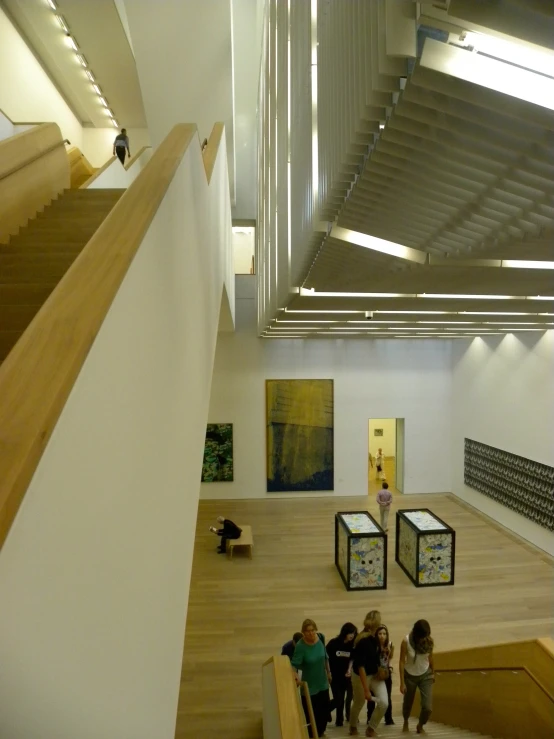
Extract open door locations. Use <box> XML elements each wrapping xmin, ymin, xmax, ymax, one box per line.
<box><xmin>395</xmin><ymin>418</ymin><xmax>405</xmax><ymax>493</ymax></box>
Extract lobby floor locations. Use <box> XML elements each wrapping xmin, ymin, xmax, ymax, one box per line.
<box><xmin>175</xmin><ymin>494</ymin><xmax>553</xmax><ymax>739</ymax></box>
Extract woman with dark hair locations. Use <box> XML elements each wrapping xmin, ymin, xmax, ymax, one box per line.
<box><xmin>399</xmin><ymin>619</ymin><xmax>435</xmax><ymax>734</ymax></box>
<box><xmin>291</xmin><ymin>618</ymin><xmax>331</xmax><ymax>738</ymax></box>
<box><xmin>326</xmin><ymin>622</ymin><xmax>357</xmax><ymax>727</ymax></box>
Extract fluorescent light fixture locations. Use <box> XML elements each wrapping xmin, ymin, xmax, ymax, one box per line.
<box><xmin>99</xmin><ymin>97</ymin><xmax>109</xmax><ymax>107</ymax></box>
<box><xmin>111</xmin><ymin>118</ymin><xmax>119</xmax><ymax>128</ymax></box>
<box><xmin>65</xmin><ymin>35</ymin><xmax>78</xmax><ymax>51</ymax></box>
<box><xmin>76</xmin><ymin>54</ymin><xmax>88</xmax><ymax>68</ymax></box>
<box><xmin>418</xmin><ymin>294</ymin><xmax>518</xmax><ymax>300</ymax></box>
<box><xmin>528</xmin><ymin>296</ymin><xmax>554</xmax><ymax>301</ymax></box>
<box><xmin>277</xmin><ymin>320</ymin><xmax>337</xmax><ymax>323</ymax></box>
<box><xmin>502</xmin><ymin>260</ymin><xmax>554</xmax><ymax>270</ymax></box>
<box><xmin>300</xmin><ymin>288</ymin><xmax>416</xmax><ymax>298</ymax></box>
<box><xmin>106</xmin><ymin>109</ymin><xmax>115</xmax><ymax>118</ymax></box>
<box><xmin>461</xmin><ymin>312</ymin><xmax>532</xmax><ymax>316</ymax></box>
<box><xmin>92</xmin><ymin>84</ymin><xmax>102</xmax><ymax>95</ymax></box>
<box><xmin>330</xmin><ymin>225</ymin><xmax>427</xmax><ymax>264</ymax></box>
<box><xmin>461</xmin><ymin>31</ymin><xmax>554</xmax><ymax>79</ymax></box>
<box><xmin>284</xmin><ymin>310</ymin><xmax>364</xmax><ymax>314</ymax></box>
<box><xmin>47</xmin><ymin>0</ymin><xmax>57</xmax><ymax>10</ymax></box>
<box><xmin>56</xmin><ymin>15</ymin><xmax>69</xmax><ymax>32</ymax></box>
<box><xmin>85</xmin><ymin>70</ymin><xmax>95</xmax><ymax>82</ymax></box>
<box><xmin>375</xmin><ymin>311</ymin><xmax>451</xmax><ymax>315</ymax></box>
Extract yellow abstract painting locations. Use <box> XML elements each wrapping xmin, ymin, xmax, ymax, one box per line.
<box><xmin>266</xmin><ymin>379</ymin><xmax>333</xmax><ymax>492</ymax></box>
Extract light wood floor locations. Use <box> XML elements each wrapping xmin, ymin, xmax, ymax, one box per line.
<box><xmin>368</xmin><ymin>457</ymin><xmax>398</xmax><ymax>495</ymax></box>
<box><xmin>175</xmin><ymin>494</ymin><xmax>553</xmax><ymax>739</ymax></box>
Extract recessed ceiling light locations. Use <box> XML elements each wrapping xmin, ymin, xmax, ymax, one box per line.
<box><xmin>56</xmin><ymin>15</ymin><xmax>69</xmax><ymax>32</ymax></box>
<box><xmin>65</xmin><ymin>35</ymin><xmax>78</xmax><ymax>52</ymax></box>
<box><xmin>92</xmin><ymin>84</ymin><xmax>102</xmax><ymax>95</ymax></box>
<box><xmin>76</xmin><ymin>54</ymin><xmax>88</xmax><ymax>68</ymax></box>
<box><xmin>111</xmin><ymin>118</ymin><xmax>119</xmax><ymax>128</ymax></box>
<box><xmin>502</xmin><ymin>260</ymin><xmax>554</xmax><ymax>270</ymax></box>
<box><xmin>85</xmin><ymin>70</ymin><xmax>95</xmax><ymax>82</ymax></box>
<box><xmin>99</xmin><ymin>97</ymin><xmax>109</xmax><ymax>107</ymax></box>
<box><xmin>47</xmin><ymin>0</ymin><xmax>58</xmax><ymax>10</ymax></box>
<box><xmin>418</xmin><ymin>294</ymin><xmax>518</xmax><ymax>300</ymax></box>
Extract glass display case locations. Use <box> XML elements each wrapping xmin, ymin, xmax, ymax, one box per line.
<box><xmin>335</xmin><ymin>511</ymin><xmax>387</xmax><ymax>591</ymax></box>
<box><xmin>395</xmin><ymin>509</ymin><xmax>455</xmax><ymax>587</ymax></box>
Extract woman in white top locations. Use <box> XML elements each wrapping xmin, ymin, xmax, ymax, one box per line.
<box><xmin>399</xmin><ymin>620</ymin><xmax>435</xmax><ymax>734</ymax></box>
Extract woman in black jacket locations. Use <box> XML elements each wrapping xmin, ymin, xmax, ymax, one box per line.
<box><xmin>348</xmin><ymin>610</ymin><xmax>388</xmax><ymax>737</ymax></box>
<box><xmin>326</xmin><ymin>622</ymin><xmax>357</xmax><ymax>727</ymax></box>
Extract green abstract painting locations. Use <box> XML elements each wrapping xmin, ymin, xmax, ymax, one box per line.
<box><xmin>202</xmin><ymin>424</ymin><xmax>234</xmax><ymax>482</ymax></box>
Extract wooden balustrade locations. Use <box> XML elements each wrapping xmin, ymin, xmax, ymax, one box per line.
<box><xmin>262</xmin><ymin>656</ymin><xmax>307</xmax><ymax>739</ymax></box>
<box><xmin>0</xmin><ymin>123</ymin><xmax>69</xmax><ymax>243</ymax></box>
<box><xmin>0</xmin><ymin>123</ymin><xmax>223</xmax><ymax>551</ymax></box>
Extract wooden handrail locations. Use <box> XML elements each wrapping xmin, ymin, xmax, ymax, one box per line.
<box><xmin>262</xmin><ymin>656</ymin><xmax>306</xmax><ymax>739</ymax></box>
<box><xmin>202</xmin><ymin>123</ymin><xmax>224</xmax><ymax>183</ymax></box>
<box><xmin>435</xmin><ymin>665</ymin><xmax>553</xmax><ymax>701</ymax></box>
<box><xmin>0</xmin><ymin>123</ymin><xmax>222</xmax><ymax>550</ymax></box>
<box><xmin>125</xmin><ymin>145</ymin><xmax>151</xmax><ymax>170</ymax></box>
<box><xmin>80</xmin><ymin>155</ymin><xmax>117</xmax><ymax>188</ymax></box>
<box><xmin>0</xmin><ymin>136</ymin><xmax>69</xmax><ymax>182</ymax></box>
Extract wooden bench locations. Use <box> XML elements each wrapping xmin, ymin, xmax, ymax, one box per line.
<box><xmin>227</xmin><ymin>525</ymin><xmax>253</xmax><ymax>559</ymax></box>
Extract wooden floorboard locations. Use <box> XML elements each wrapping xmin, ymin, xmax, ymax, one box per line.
<box><xmin>175</xmin><ymin>494</ymin><xmax>553</xmax><ymax>739</ymax></box>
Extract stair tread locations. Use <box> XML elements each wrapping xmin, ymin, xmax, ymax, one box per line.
<box><xmin>324</xmin><ymin>718</ymin><xmax>495</xmax><ymax>738</ymax></box>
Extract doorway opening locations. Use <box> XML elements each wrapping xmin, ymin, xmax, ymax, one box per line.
<box><xmin>368</xmin><ymin>418</ymin><xmax>405</xmax><ymax>495</ymax></box>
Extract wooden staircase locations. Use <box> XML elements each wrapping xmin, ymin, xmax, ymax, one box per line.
<box><xmin>325</xmin><ymin>718</ymin><xmax>494</xmax><ymax>737</ymax></box>
<box><xmin>0</xmin><ymin>188</ymin><xmax>124</xmax><ymax>362</ymax></box>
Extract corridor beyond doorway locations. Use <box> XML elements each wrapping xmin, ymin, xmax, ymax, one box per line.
<box><xmin>368</xmin><ymin>418</ymin><xmax>404</xmax><ymax>496</ymax></box>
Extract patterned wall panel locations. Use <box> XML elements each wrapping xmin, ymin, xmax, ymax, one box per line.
<box><xmin>464</xmin><ymin>439</ymin><xmax>554</xmax><ymax>531</ymax></box>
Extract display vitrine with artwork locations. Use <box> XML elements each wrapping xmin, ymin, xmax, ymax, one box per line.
<box><xmin>395</xmin><ymin>509</ymin><xmax>455</xmax><ymax>587</ymax></box>
<box><xmin>335</xmin><ymin>511</ymin><xmax>387</xmax><ymax>591</ymax></box>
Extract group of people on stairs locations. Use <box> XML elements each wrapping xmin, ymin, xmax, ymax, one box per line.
<box><xmin>282</xmin><ymin>611</ymin><xmax>434</xmax><ymax>737</ymax></box>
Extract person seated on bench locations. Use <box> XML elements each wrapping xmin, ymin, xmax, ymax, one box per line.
<box><xmin>209</xmin><ymin>516</ymin><xmax>242</xmax><ymax>554</ymax></box>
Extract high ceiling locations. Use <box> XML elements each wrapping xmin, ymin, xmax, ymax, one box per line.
<box><xmin>1</xmin><ymin>0</ymin><xmax>147</xmax><ymax>128</ymax></box>
<box><xmin>257</xmin><ymin>0</ymin><xmax>554</xmax><ymax>339</ymax></box>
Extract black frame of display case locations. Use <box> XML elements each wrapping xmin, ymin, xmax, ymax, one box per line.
<box><xmin>395</xmin><ymin>508</ymin><xmax>456</xmax><ymax>588</ymax></box>
<box><xmin>335</xmin><ymin>511</ymin><xmax>388</xmax><ymax>591</ymax></box>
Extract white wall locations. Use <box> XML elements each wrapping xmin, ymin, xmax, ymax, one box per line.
<box><xmin>81</xmin><ymin>127</ymin><xmax>151</xmax><ymax>168</ymax></box>
<box><xmin>451</xmin><ymin>331</ymin><xmax>554</xmax><ymax>555</ymax></box>
<box><xmin>369</xmin><ymin>418</ymin><xmax>397</xmax><ymax>458</ymax></box>
<box><xmin>0</xmin><ymin>136</ymin><xmax>233</xmax><ymax>738</ymax></box>
<box><xmin>86</xmin><ymin>147</ymin><xmax>152</xmax><ymax>189</ymax></box>
<box><xmin>233</xmin><ymin>226</ymin><xmax>255</xmax><ymax>273</ymax></box>
<box><xmin>0</xmin><ymin>6</ymin><xmax>82</xmax><ymax>147</ymax></box>
<box><xmin>124</xmin><ymin>0</ymin><xmax>236</xmax><ymax>200</ymax></box>
<box><xmin>0</xmin><ymin>108</ymin><xmax>13</xmax><ymax>141</ymax></box>
<box><xmin>201</xmin><ymin>281</ymin><xmax>453</xmax><ymax>500</ymax></box>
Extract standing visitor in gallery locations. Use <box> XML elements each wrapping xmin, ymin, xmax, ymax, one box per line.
<box><xmin>326</xmin><ymin>622</ymin><xmax>358</xmax><ymax>727</ymax></box>
<box><xmin>376</xmin><ymin>482</ymin><xmax>393</xmax><ymax>532</ymax></box>
<box><xmin>281</xmin><ymin>632</ymin><xmax>303</xmax><ymax>660</ymax></box>
<box><xmin>209</xmin><ymin>516</ymin><xmax>241</xmax><ymax>553</ymax></box>
<box><xmin>113</xmin><ymin>128</ymin><xmax>131</xmax><ymax>165</ymax></box>
<box><xmin>375</xmin><ymin>448</ymin><xmax>386</xmax><ymax>481</ymax></box>
<box><xmin>399</xmin><ymin>619</ymin><xmax>435</xmax><ymax>734</ymax></box>
<box><xmin>291</xmin><ymin>619</ymin><xmax>332</xmax><ymax>738</ymax></box>
<box><xmin>349</xmin><ymin>610</ymin><xmax>388</xmax><ymax>737</ymax></box>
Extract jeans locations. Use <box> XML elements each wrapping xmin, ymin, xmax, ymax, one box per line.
<box><xmin>367</xmin><ymin>673</ymin><xmax>392</xmax><ymax>723</ymax></box>
<box><xmin>402</xmin><ymin>669</ymin><xmax>434</xmax><ymax>726</ymax></box>
<box><xmin>350</xmin><ymin>672</ymin><xmax>389</xmax><ymax>731</ymax></box>
<box><xmin>331</xmin><ymin>676</ymin><xmax>353</xmax><ymax>725</ymax></box>
<box><xmin>115</xmin><ymin>147</ymin><xmax>126</xmax><ymax>164</ymax></box>
<box><xmin>301</xmin><ymin>689</ymin><xmax>330</xmax><ymax>738</ymax></box>
<box><xmin>379</xmin><ymin>506</ymin><xmax>390</xmax><ymax>530</ymax></box>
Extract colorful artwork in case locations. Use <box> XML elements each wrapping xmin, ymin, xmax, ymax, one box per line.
<box><xmin>349</xmin><ymin>536</ymin><xmax>385</xmax><ymax>589</ymax></box>
<box><xmin>418</xmin><ymin>533</ymin><xmax>452</xmax><ymax>585</ymax></box>
<box><xmin>395</xmin><ymin>509</ymin><xmax>455</xmax><ymax>587</ymax></box>
<box><xmin>334</xmin><ymin>511</ymin><xmax>387</xmax><ymax>591</ymax></box>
